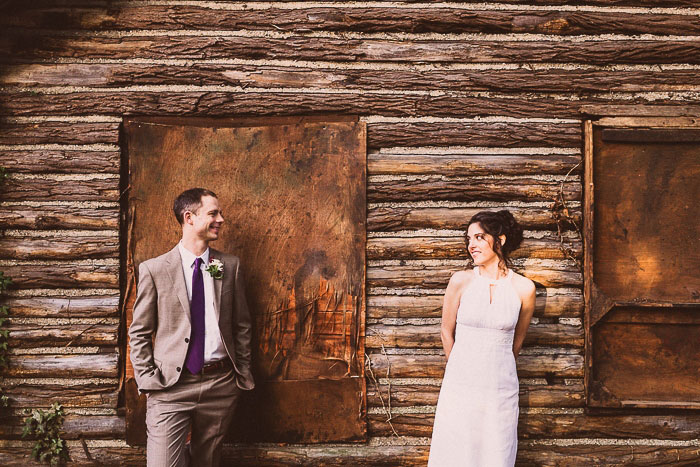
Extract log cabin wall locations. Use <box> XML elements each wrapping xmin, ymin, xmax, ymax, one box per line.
<box><xmin>0</xmin><ymin>1</ymin><xmax>698</xmax><ymax>465</ymax></box>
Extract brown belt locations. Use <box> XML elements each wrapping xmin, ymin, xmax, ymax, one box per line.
<box><xmin>200</xmin><ymin>359</ymin><xmax>232</xmax><ymax>375</ymax></box>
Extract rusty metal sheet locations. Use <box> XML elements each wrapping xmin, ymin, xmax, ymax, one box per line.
<box><xmin>124</xmin><ymin>117</ymin><xmax>366</xmax><ymax>443</ymax></box>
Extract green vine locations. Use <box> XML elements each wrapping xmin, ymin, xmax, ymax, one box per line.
<box><xmin>22</xmin><ymin>403</ymin><xmax>70</xmax><ymax>466</ymax></box>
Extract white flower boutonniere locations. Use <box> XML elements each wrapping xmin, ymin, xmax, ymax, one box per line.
<box><xmin>206</xmin><ymin>258</ymin><xmax>224</xmax><ymax>279</ymax></box>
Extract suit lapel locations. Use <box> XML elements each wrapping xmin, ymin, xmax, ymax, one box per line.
<box><xmin>164</xmin><ymin>245</ymin><xmax>191</xmax><ymax>322</ymax></box>
<box><xmin>209</xmin><ymin>248</ymin><xmax>223</xmax><ymax>322</ymax></box>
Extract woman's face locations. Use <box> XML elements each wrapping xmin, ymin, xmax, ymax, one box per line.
<box><xmin>466</xmin><ymin>222</ymin><xmax>499</xmax><ymax>266</ymax></box>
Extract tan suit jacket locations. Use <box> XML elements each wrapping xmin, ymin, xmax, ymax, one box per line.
<box><xmin>129</xmin><ymin>245</ymin><xmax>255</xmax><ymax>392</ymax></box>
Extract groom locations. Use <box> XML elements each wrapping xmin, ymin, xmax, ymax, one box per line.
<box><xmin>129</xmin><ymin>188</ymin><xmax>254</xmax><ymax>467</ymax></box>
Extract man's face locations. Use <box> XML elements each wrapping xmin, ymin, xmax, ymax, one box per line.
<box><xmin>187</xmin><ymin>195</ymin><xmax>224</xmax><ymax>241</ymax></box>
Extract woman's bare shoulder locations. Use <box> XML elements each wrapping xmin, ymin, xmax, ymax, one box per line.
<box><xmin>511</xmin><ymin>271</ymin><xmax>536</xmax><ymax>297</ymax></box>
<box><xmin>448</xmin><ymin>269</ymin><xmax>476</xmax><ymax>288</ymax></box>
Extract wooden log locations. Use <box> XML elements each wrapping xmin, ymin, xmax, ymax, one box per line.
<box><xmin>0</xmin><ymin>235</ymin><xmax>119</xmax><ymax>259</ymax></box>
<box><xmin>0</xmin><ymin>414</ymin><xmax>124</xmax><ymax>439</ymax></box>
<box><xmin>3</xmin><ymin>382</ymin><xmax>119</xmax><ymax>408</ymax></box>
<box><xmin>367</xmin><ymin>289</ymin><xmax>583</xmax><ymax>319</ymax></box>
<box><xmin>0</xmin><ymin>122</ymin><xmax>119</xmax><ymax>145</ymax></box>
<box><xmin>7</xmin><ymin>323</ymin><xmax>118</xmax><ymax>347</ymax></box>
<box><xmin>367</xmin><ymin>236</ymin><xmax>582</xmax><ymax>260</ymax></box>
<box><xmin>3</xmin><ymin>8</ymin><xmax>700</xmax><ymax>37</ymax></box>
<box><xmin>366</xmin><ymin>381</ymin><xmax>585</xmax><ymax>408</ymax></box>
<box><xmin>0</xmin><ymin>203</ymin><xmax>118</xmax><ymax>230</ymax></box>
<box><xmin>4</xmin><ymin>34</ymin><xmax>700</xmax><ymax>64</ymax></box>
<box><xmin>4</xmin><ymin>353</ymin><xmax>119</xmax><ymax>378</ymax></box>
<box><xmin>0</xmin><ymin>295</ymin><xmax>120</xmax><ymax>318</ymax></box>
<box><xmin>369</xmin><ymin>154</ymin><xmax>581</xmax><ymax>177</ymax></box>
<box><xmin>0</xmin><ymin>262</ymin><xmax>118</xmax><ymax>288</ymax></box>
<box><xmin>368</xmin><ymin>206</ymin><xmax>580</xmax><ymax>232</ymax></box>
<box><xmin>366</xmin><ymin>322</ymin><xmax>583</xmax><ymax>349</ymax></box>
<box><xmin>366</xmin><ymin>352</ymin><xmax>584</xmax><ymax>378</ymax></box>
<box><xmin>367</xmin><ymin>262</ymin><xmax>582</xmax><ymax>288</ymax></box>
<box><xmin>2</xmin><ymin>90</ymin><xmax>695</xmax><ymax>120</ymax></box>
<box><xmin>0</xmin><ymin>149</ymin><xmax>120</xmax><ymax>173</ymax></box>
<box><xmin>369</xmin><ymin>412</ymin><xmax>700</xmax><ymax>439</ymax></box>
<box><xmin>0</xmin><ymin>176</ymin><xmax>119</xmax><ymax>202</ymax></box>
<box><xmin>8</xmin><ymin>63</ymin><xmax>700</xmax><ymax>94</ymax></box>
<box><xmin>367</xmin><ymin>176</ymin><xmax>581</xmax><ymax>202</ymax></box>
<box><xmin>517</xmin><ymin>444</ymin><xmax>700</xmax><ymax>466</ymax></box>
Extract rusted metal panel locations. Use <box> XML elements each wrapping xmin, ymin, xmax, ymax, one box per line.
<box><xmin>585</xmin><ymin>119</ymin><xmax>700</xmax><ymax>409</ymax></box>
<box><xmin>123</xmin><ymin>117</ymin><xmax>366</xmax><ymax>444</ymax></box>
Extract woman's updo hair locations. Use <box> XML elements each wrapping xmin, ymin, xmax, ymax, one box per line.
<box><xmin>465</xmin><ymin>210</ymin><xmax>524</xmax><ymax>269</ymax></box>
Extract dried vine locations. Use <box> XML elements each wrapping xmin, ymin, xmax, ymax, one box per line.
<box><xmin>551</xmin><ymin>161</ymin><xmax>584</xmax><ymax>273</ymax></box>
<box><xmin>365</xmin><ymin>343</ymin><xmax>399</xmax><ymax>437</ymax></box>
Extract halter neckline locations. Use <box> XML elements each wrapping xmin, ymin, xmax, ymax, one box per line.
<box><xmin>475</xmin><ymin>266</ymin><xmax>513</xmax><ymax>283</ymax></box>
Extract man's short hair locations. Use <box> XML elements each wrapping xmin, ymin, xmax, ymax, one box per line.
<box><xmin>173</xmin><ymin>188</ymin><xmax>218</xmax><ymax>225</ymax></box>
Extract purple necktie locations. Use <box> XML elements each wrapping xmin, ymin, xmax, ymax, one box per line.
<box><xmin>184</xmin><ymin>257</ymin><xmax>205</xmax><ymax>374</ymax></box>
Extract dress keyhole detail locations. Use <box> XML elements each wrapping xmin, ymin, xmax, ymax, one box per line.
<box><xmin>489</xmin><ymin>283</ymin><xmax>496</xmax><ymax>304</ymax></box>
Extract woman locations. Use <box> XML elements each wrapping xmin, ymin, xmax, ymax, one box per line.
<box><xmin>428</xmin><ymin>210</ymin><xmax>536</xmax><ymax>467</ymax></box>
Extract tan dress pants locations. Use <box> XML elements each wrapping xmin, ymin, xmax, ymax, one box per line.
<box><xmin>145</xmin><ymin>363</ymin><xmax>241</xmax><ymax>467</ymax></box>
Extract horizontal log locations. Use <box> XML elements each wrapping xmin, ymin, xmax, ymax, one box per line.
<box><xmin>0</xmin><ymin>176</ymin><xmax>119</xmax><ymax>201</ymax></box>
<box><xmin>4</xmin><ymin>353</ymin><xmax>119</xmax><ymax>377</ymax></box>
<box><xmin>367</xmin><ymin>236</ymin><xmax>582</xmax><ymax>260</ymax></box>
<box><xmin>3</xmin><ymin>6</ymin><xmax>700</xmax><ymax>36</ymax></box>
<box><xmin>0</xmin><ymin>235</ymin><xmax>119</xmax><ymax>259</ymax></box>
<box><xmin>368</xmin><ymin>412</ymin><xmax>700</xmax><ymax>439</ymax></box>
<box><xmin>2</xmin><ymin>90</ymin><xmax>695</xmax><ymax>120</ymax></box>
<box><xmin>367</xmin><ymin>290</ymin><xmax>583</xmax><ymax>319</ymax></box>
<box><xmin>517</xmin><ymin>444</ymin><xmax>700</xmax><ymax>465</ymax></box>
<box><xmin>0</xmin><ymin>414</ymin><xmax>124</xmax><ymax>439</ymax></box>
<box><xmin>5</xmin><ymin>34</ymin><xmax>700</xmax><ymax>64</ymax></box>
<box><xmin>368</xmin><ymin>206</ymin><xmax>579</xmax><ymax>232</ymax></box>
<box><xmin>0</xmin><ymin>262</ymin><xmax>118</xmax><ymax>288</ymax></box>
<box><xmin>0</xmin><ymin>122</ymin><xmax>119</xmax><ymax>145</ymax></box>
<box><xmin>366</xmin><ymin>322</ymin><xmax>583</xmax><ymax>349</ymax></box>
<box><xmin>3</xmin><ymin>381</ymin><xmax>119</xmax><ymax>408</ymax></box>
<box><xmin>7</xmin><ymin>323</ymin><xmax>118</xmax><ymax>347</ymax></box>
<box><xmin>0</xmin><ymin>149</ymin><xmax>120</xmax><ymax>173</ymax></box>
<box><xmin>367</xmin><ymin>381</ymin><xmax>585</xmax><ymax>408</ymax></box>
<box><xmin>369</xmin><ymin>154</ymin><xmax>581</xmax><ymax>177</ymax></box>
<box><xmin>367</xmin><ymin>176</ymin><xmax>581</xmax><ymax>202</ymax></box>
<box><xmin>8</xmin><ymin>63</ymin><xmax>700</xmax><ymax>94</ymax></box>
<box><xmin>367</xmin><ymin>262</ymin><xmax>582</xmax><ymax>288</ymax></box>
<box><xmin>0</xmin><ymin>203</ymin><xmax>118</xmax><ymax>230</ymax></box>
<box><xmin>366</xmin><ymin>352</ymin><xmax>583</xmax><ymax>379</ymax></box>
<box><xmin>0</xmin><ymin>295</ymin><xmax>120</xmax><ymax>318</ymax></box>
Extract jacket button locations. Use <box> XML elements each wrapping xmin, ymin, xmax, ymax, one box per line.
<box><xmin>185</xmin><ymin>338</ymin><xmax>189</xmax><ymax>343</ymax></box>
<box><xmin>176</xmin><ymin>367</ymin><xmax>181</xmax><ymax>372</ymax></box>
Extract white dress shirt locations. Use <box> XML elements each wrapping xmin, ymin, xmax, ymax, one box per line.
<box><xmin>177</xmin><ymin>242</ymin><xmax>228</xmax><ymax>363</ymax></box>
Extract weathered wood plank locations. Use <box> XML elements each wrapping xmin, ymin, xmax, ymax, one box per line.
<box><xmin>7</xmin><ymin>323</ymin><xmax>118</xmax><ymax>347</ymax></box>
<box><xmin>367</xmin><ymin>381</ymin><xmax>585</xmax><ymax>408</ymax></box>
<box><xmin>366</xmin><ymin>352</ymin><xmax>584</xmax><ymax>379</ymax></box>
<box><xmin>8</xmin><ymin>63</ymin><xmax>700</xmax><ymax>94</ymax></box>
<box><xmin>368</xmin><ymin>176</ymin><xmax>581</xmax><ymax>202</ymax></box>
<box><xmin>366</xmin><ymin>322</ymin><xmax>583</xmax><ymax>349</ymax></box>
<box><xmin>4</xmin><ymin>353</ymin><xmax>118</xmax><ymax>377</ymax></box>
<box><xmin>0</xmin><ymin>122</ymin><xmax>119</xmax><ymax>145</ymax></box>
<box><xmin>0</xmin><ymin>295</ymin><xmax>120</xmax><ymax>318</ymax></box>
<box><xmin>1</xmin><ymin>262</ymin><xmax>119</xmax><ymax>288</ymax></box>
<box><xmin>0</xmin><ymin>414</ymin><xmax>124</xmax><ymax>439</ymax></box>
<box><xmin>3</xmin><ymin>382</ymin><xmax>119</xmax><ymax>408</ymax></box>
<box><xmin>0</xmin><ymin>177</ymin><xmax>119</xmax><ymax>201</ymax></box>
<box><xmin>2</xmin><ymin>90</ymin><xmax>695</xmax><ymax>119</ymax></box>
<box><xmin>4</xmin><ymin>34</ymin><xmax>700</xmax><ymax>64</ymax></box>
<box><xmin>367</xmin><ymin>236</ymin><xmax>582</xmax><ymax>260</ymax></box>
<box><xmin>368</xmin><ymin>412</ymin><xmax>700</xmax><ymax>439</ymax></box>
<box><xmin>369</xmin><ymin>154</ymin><xmax>581</xmax><ymax>177</ymax></box>
<box><xmin>517</xmin><ymin>444</ymin><xmax>700</xmax><ymax>466</ymax></box>
<box><xmin>0</xmin><ymin>203</ymin><xmax>119</xmax><ymax>230</ymax></box>
<box><xmin>367</xmin><ymin>289</ymin><xmax>583</xmax><ymax>319</ymax></box>
<box><xmin>367</xmin><ymin>262</ymin><xmax>582</xmax><ymax>289</ymax></box>
<box><xmin>0</xmin><ymin>149</ymin><xmax>120</xmax><ymax>173</ymax></box>
<box><xmin>368</xmin><ymin>206</ymin><xmax>579</xmax><ymax>232</ymax></box>
<box><xmin>3</xmin><ymin>7</ymin><xmax>700</xmax><ymax>37</ymax></box>
<box><xmin>0</xmin><ymin>235</ymin><xmax>119</xmax><ymax>259</ymax></box>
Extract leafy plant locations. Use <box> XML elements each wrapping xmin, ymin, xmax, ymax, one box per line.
<box><xmin>22</xmin><ymin>403</ymin><xmax>70</xmax><ymax>466</ymax></box>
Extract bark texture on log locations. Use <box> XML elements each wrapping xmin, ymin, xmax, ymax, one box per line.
<box><xmin>1</xmin><ymin>262</ymin><xmax>118</xmax><ymax>288</ymax></box>
<box><xmin>0</xmin><ymin>149</ymin><xmax>120</xmax><ymax>173</ymax></box>
<box><xmin>0</xmin><ymin>122</ymin><xmax>119</xmax><ymax>145</ymax></box>
<box><xmin>0</xmin><ymin>235</ymin><xmax>119</xmax><ymax>259</ymax></box>
<box><xmin>5</xmin><ymin>353</ymin><xmax>119</xmax><ymax>378</ymax></box>
<box><xmin>0</xmin><ymin>203</ymin><xmax>119</xmax><ymax>230</ymax></box>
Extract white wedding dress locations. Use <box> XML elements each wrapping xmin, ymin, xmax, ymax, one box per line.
<box><xmin>428</xmin><ymin>266</ymin><xmax>522</xmax><ymax>467</ymax></box>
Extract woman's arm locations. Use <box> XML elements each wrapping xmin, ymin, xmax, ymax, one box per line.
<box><xmin>512</xmin><ymin>277</ymin><xmax>536</xmax><ymax>358</ymax></box>
<box><xmin>441</xmin><ymin>271</ymin><xmax>469</xmax><ymax>361</ymax></box>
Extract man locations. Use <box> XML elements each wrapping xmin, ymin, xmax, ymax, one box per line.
<box><xmin>129</xmin><ymin>188</ymin><xmax>254</xmax><ymax>467</ymax></box>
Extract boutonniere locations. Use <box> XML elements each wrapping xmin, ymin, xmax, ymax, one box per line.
<box><xmin>206</xmin><ymin>258</ymin><xmax>224</xmax><ymax>279</ymax></box>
